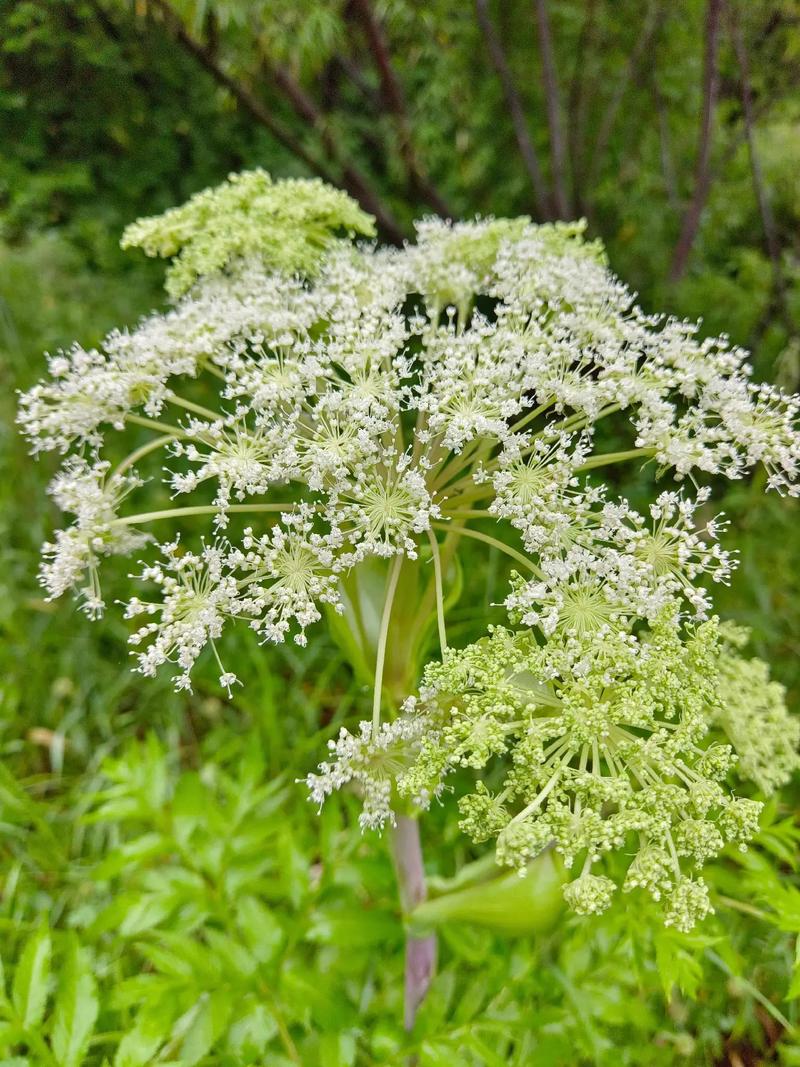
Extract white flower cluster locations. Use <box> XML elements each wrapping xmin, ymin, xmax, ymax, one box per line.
<box><xmin>40</xmin><ymin>459</ymin><xmax>148</xmax><ymax>618</ymax></box>
<box><xmin>306</xmin><ymin>716</ymin><xmax>432</xmax><ymax>830</ymax></box>
<box><xmin>18</xmin><ymin>173</ymin><xmax>800</xmax><ymax>703</ymax></box>
<box><xmin>502</xmin><ymin>482</ymin><xmax>735</xmax><ymax>634</ymax></box>
<box><xmin>18</xmin><ymin>264</ymin><xmax>326</xmax><ymax>454</ymax></box>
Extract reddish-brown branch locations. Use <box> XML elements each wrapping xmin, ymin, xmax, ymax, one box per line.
<box><xmin>669</xmin><ymin>0</ymin><xmax>724</xmax><ymax>282</ymax></box>
<box><xmin>349</xmin><ymin>0</ymin><xmax>453</xmax><ymax>217</ymax></box>
<box><xmin>475</xmin><ymin>0</ymin><xmax>552</xmax><ymax>220</ymax></box>
<box><xmin>585</xmin><ymin>1</ymin><xmax>668</xmax><ymax>194</ymax></box>
<box><xmin>533</xmin><ymin>0</ymin><xmax>570</xmax><ymax>217</ymax></box>
<box><xmin>727</xmin><ymin>3</ymin><xmax>789</xmax><ymax>313</ymax></box>
<box><xmin>566</xmin><ymin>0</ymin><xmax>598</xmax><ymax>213</ymax></box>
<box><xmin>266</xmin><ymin>61</ymin><xmax>406</xmax><ymax>242</ymax></box>
<box><xmin>147</xmin><ymin>0</ymin><xmax>406</xmax><ymax>244</ymax></box>
<box><xmin>147</xmin><ymin>0</ymin><xmax>334</xmax><ymax>182</ymax></box>
<box><xmin>335</xmin><ymin>53</ymin><xmax>382</xmax><ymax>112</ymax></box>
<box><xmin>391</xmin><ymin>816</ymin><xmax>437</xmax><ymax>1033</ymax></box>
<box><xmin>652</xmin><ymin>81</ymin><xmax>680</xmax><ymax>211</ymax></box>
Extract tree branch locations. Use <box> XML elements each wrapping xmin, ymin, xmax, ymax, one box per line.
<box><xmin>147</xmin><ymin>0</ymin><xmax>334</xmax><ymax>181</ymax></box>
<box><xmin>585</xmin><ymin>1</ymin><xmax>668</xmax><ymax>194</ymax></box>
<box><xmin>266</xmin><ymin>60</ymin><xmax>405</xmax><ymax>240</ymax></box>
<box><xmin>335</xmin><ymin>53</ymin><xmax>383</xmax><ymax>112</ymax></box>
<box><xmin>533</xmin><ymin>0</ymin><xmax>569</xmax><ymax>217</ymax></box>
<box><xmin>566</xmin><ymin>0</ymin><xmax>598</xmax><ymax>213</ymax></box>
<box><xmin>727</xmin><ymin>1</ymin><xmax>790</xmax><ymax>322</ymax></box>
<box><xmin>323</xmin><ymin>56</ymin><xmax>388</xmax><ymax>165</ymax></box>
<box><xmin>84</xmin><ymin>0</ymin><xmax>161</xmax><ymax>97</ymax></box>
<box><xmin>147</xmin><ymin>0</ymin><xmax>406</xmax><ymax>244</ymax></box>
<box><xmin>349</xmin><ymin>0</ymin><xmax>453</xmax><ymax>217</ymax></box>
<box><xmin>652</xmin><ymin>80</ymin><xmax>680</xmax><ymax>211</ymax></box>
<box><xmin>669</xmin><ymin>0</ymin><xmax>724</xmax><ymax>282</ymax></box>
<box><xmin>475</xmin><ymin>0</ymin><xmax>552</xmax><ymax>219</ymax></box>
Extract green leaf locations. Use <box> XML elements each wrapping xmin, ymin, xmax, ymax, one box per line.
<box><xmin>51</xmin><ymin>935</ymin><xmax>99</xmax><ymax>1067</ymax></box>
<box><xmin>94</xmin><ymin>890</ymin><xmax>182</xmax><ymax>939</ymax></box>
<box><xmin>414</xmin><ymin>969</ymin><xmax>457</xmax><ymax>1035</ymax></box>
<box><xmin>786</xmin><ymin>969</ymin><xmax>800</xmax><ymax>1002</ymax></box>
<box><xmin>451</xmin><ymin>976</ymin><xmax>488</xmax><ymax>1025</ymax></box>
<box><xmin>224</xmin><ymin>1002</ymin><xmax>278</xmax><ymax>1058</ymax></box>
<box><xmin>411</xmin><ymin>852</ymin><xmax>564</xmax><ymax>936</ymax></box>
<box><xmin>280</xmin><ymin>968</ymin><xmax>356</xmax><ymax>1031</ymax></box>
<box><xmin>0</xmin><ymin>1023</ymin><xmax>24</xmax><ymax>1045</ymax></box>
<box><xmin>92</xmin><ymin>833</ymin><xmax>170</xmax><ymax>881</ymax></box>
<box><xmin>306</xmin><ymin>907</ymin><xmax>397</xmax><ymax>948</ymax></box>
<box><xmin>203</xmin><ymin>929</ymin><xmax>256</xmax><ymax>981</ymax></box>
<box><xmin>138</xmin><ymin>932</ymin><xmax>221</xmax><ymax>986</ymax></box>
<box><xmin>114</xmin><ymin>999</ymin><xmax>176</xmax><ymax>1067</ymax></box>
<box><xmin>768</xmin><ymin>885</ymin><xmax>800</xmax><ymax>933</ymax></box>
<box><xmin>11</xmin><ymin>924</ymin><xmax>51</xmax><ymax>1030</ymax></box>
<box><xmin>320</xmin><ymin>1031</ymin><xmax>357</xmax><ymax>1067</ymax></box>
<box><xmin>654</xmin><ymin>939</ymin><xmax>700</xmax><ymax>1000</ymax></box>
<box><xmin>178</xmin><ymin>990</ymin><xmax>233</xmax><ymax>1066</ymax></box>
<box><xmin>463</xmin><ymin>1033</ymin><xmax>509</xmax><ymax>1067</ymax></box>
<box><xmin>236</xmin><ymin>897</ymin><xmax>283</xmax><ymax>965</ymax></box>
<box><xmin>279</xmin><ymin>831</ymin><xmax>308</xmax><ymax>908</ymax></box>
<box><xmin>419</xmin><ymin>1041</ymin><xmax>458</xmax><ymax>1067</ymax></box>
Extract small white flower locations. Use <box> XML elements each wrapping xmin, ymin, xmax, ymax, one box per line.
<box><xmin>18</xmin><ymin>174</ymin><xmax>800</xmax><ymax>702</ymax></box>
<box><xmin>39</xmin><ymin>459</ymin><xmax>148</xmax><ymax>616</ymax></box>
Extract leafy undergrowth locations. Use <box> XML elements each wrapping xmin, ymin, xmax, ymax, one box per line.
<box><xmin>2</xmin><ymin>713</ymin><xmax>800</xmax><ymax>1065</ymax></box>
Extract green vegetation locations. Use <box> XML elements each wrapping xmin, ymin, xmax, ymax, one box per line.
<box><xmin>2</xmin><ymin>1</ymin><xmax>800</xmax><ymax>1063</ymax></box>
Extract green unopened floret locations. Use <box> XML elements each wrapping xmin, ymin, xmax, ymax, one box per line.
<box><xmin>376</xmin><ymin>610</ymin><xmax>779</xmax><ymax>930</ymax></box>
<box><xmin>121</xmin><ymin>169</ymin><xmax>376</xmax><ymax>298</ymax></box>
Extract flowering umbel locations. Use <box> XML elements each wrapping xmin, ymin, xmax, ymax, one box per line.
<box><xmin>330</xmin><ymin>611</ymin><xmax>785</xmax><ymax>932</ymax></box>
<box><xmin>19</xmin><ymin>172</ymin><xmax>800</xmax><ymax>929</ymax></box>
<box><xmin>120</xmin><ymin>169</ymin><xmax>376</xmax><ymax>299</ymax></box>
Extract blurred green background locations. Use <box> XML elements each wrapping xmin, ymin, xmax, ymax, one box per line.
<box><xmin>1</xmin><ymin>1</ymin><xmax>800</xmax><ymax>1063</ymax></box>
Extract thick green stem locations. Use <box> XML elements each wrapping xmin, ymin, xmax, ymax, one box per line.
<box><xmin>167</xmin><ymin>393</ymin><xmax>222</xmax><ymax>421</ymax></box>
<box><xmin>126</xmin><ymin>412</ymin><xmax>187</xmax><ymax>437</ymax></box>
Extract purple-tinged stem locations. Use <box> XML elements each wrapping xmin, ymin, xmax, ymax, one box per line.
<box><xmin>391</xmin><ymin>814</ymin><xmax>437</xmax><ymax>1030</ymax></box>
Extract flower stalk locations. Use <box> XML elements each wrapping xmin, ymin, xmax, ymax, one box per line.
<box><xmin>390</xmin><ymin>814</ymin><xmax>437</xmax><ymax>1032</ymax></box>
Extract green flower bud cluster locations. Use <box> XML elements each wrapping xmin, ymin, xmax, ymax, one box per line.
<box><xmin>389</xmin><ymin>611</ymin><xmax>780</xmax><ymax>931</ymax></box>
<box><xmin>563</xmin><ymin>873</ymin><xmax>616</xmax><ymax>916</ymax></box>
<box><xmin>121</xmin><ymin>169</ymin><xmax>375</xmax><ymax>298</ymax></box>
<box><xmin>713</xmin><ymin>624</ymin><xmax>800</xmax><ymax>795</ymax></box>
